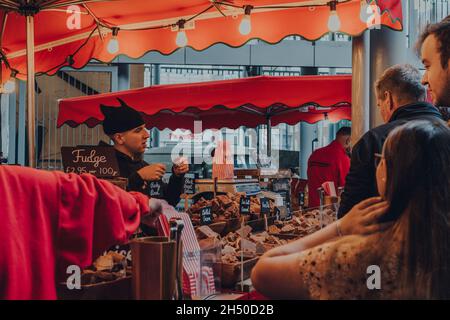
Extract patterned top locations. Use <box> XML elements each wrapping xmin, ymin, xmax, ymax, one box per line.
<box><xmin>298</xmin><ymin>225</ymin><xmax>405</xmax><ymax>299</ymax></box>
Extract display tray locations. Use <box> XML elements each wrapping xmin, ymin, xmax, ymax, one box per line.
<box><xmin>215</xmin><ymin>257</ymin><xmax>259</xmax><ymax>289</ymax></box>
<box><xmin>195</xmin><ymin>179</ymin><xmax>259</xmax><ymax>184</ymax></box>
<box><xmin>268</xmin><ymin>232</ymin><xmax>303</xmax><ymax>240</ymax></box>
<box><xmin>246</xmin><ymin>216</ymin><xmax>277</xmax><ymax>233</ymax></box>
<box><xmin>197</xmin><ymin>215</ymin><xmax>277</xmax><ymax>237</ymax></box>
<box><xmin>57</xmin><ymin>275</ymin><xmax>132</xmax><ymax>300</ymax></box>
<box><xmin>194</xmin><ymin>179</ymin><xmax>261</xmax><ymax>195</ymax></box>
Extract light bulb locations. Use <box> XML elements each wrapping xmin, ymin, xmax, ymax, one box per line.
<box><xmin>239</xmin><ymin>14</ymin><xmax>252</xmax><ymax>35</ymax></box>
<box><xmin>3</xmin><ymin>79</ymin><xmax>16</xmax><ymax>93</ymax></box>
<box><xmin>360</xmin><ymin>1</ymin><xmax>373</xmax><ymax>23</ymax></box>
<box><xmin>328</xmin><ymin>10</ymin><xmax>341</xmax><ymax>32</ymax></box>
<box><xmin>107</xmin><ymin>37</ymin><xmax>119</xmax><ymax>54</ymax></box>
<box><xmin>176</xmin><ymin>30</ymin><xmax>188</xmax><ymax>47</ymax></box>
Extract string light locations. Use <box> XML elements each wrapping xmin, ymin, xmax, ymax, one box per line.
<box><xmin>0</xmin><ymin>1</ymin><xmax>387</xmax><ymax>84</ymax></box>
<box><xmin>327</xmin><ymin>1</ymin><xmax>341</xmax><ymax>32</ymax></box>
<box><xmin>175</xmin><ymin>20</ymin><xmax>188</xmax><ymax>47</ymax></box>
<box><xmin>239</xmin><ymin>5</ymin><xmax>253</xmax><ymax>35</ymax></box>
<box><xmin>107</xmin><ymin>27</ymin><xmax>120</xmax><ymax>54</ymax></box>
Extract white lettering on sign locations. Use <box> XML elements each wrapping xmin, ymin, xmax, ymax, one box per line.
<box><xmin>150</xmin><ymin>181</ymin><xmax>162</xmax><ymax>196</ymax></box>
<box><xmin>72</xmin><ymin>149</ymin><xmax>107</xmax><ymax>168</ymax></box>
<box><xmin>184</xmin><ymin>176</ymin><xmax>195</xmax><ymax>194</ymax></box>
<box><xmin>201</xmin><ymin>206</ymin><xmax>212</xmax><ymax>225</ymax></box>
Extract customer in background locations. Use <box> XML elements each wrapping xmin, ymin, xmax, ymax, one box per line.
<box><xmin>252</xmin><ymin>119</ymin><xmax>450</xmax><ymax>299</ymax></box>
<box><xmin>418</xmin><ymin>15</ymin><xmax>450</xmax><ymax>108</ymax></box>
<box><xmin>307</xmin><ymin>127</ymin><xmax>351</xmax><ymax>208</ymax></box>
<box><xmin>418</xmin><ymin>15</ymin><xmax>450</xmax><ymax>126</ymax></box>
<box><xmin>338</xmin><ymin>64</ymin><xmax>442</xmax><ymax>218</ymax></box>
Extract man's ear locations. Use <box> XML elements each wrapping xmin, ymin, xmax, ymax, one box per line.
<box><xmin>385</xmin><ymin>91</ymin><xmax>395</xmax><ymax>111</ymax></box>
<box><xmin>113</xmin><ymin>133</ymin><xmax>124</xmax><ymax>145</ymax></box>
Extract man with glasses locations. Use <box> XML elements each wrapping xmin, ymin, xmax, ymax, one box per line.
<box><xmin>338</xmin><ymin>64</ymin><xmax>442</xmax><ymax>218</ymax></box>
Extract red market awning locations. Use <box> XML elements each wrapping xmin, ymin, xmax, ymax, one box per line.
<box><xmin>57</xmin><ymin>75</ymin><xmax>352</xmax><ymax>131</ymax></box>
<box><xmin>1</xmin><ymin>0</ymin><xmax>403</xmax><ymax>85</ymax></box>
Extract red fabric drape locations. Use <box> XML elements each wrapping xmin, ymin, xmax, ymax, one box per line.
<box><xmin>1</xmin><ymin>0</ymin><xmax>403</xmax><ymax>84</ymax></box>
<box><xmin>57</xmin><ymin>75</ymin><xmax>352</xmax><ymax>130</ymax></box>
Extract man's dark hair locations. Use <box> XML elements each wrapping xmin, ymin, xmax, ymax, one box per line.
<box><xmin>336</xmin><ymin>126</ymin><xmax>351</xmax><ymax>137</ymax></box>
<box><xmin>417</xmin><ymin>15</ymin><xmax>450</xmax><ymax>69</ymax></box>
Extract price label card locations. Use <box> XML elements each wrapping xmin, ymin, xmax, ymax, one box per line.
<box><xmin>275</xmin><ymin>207</ymin><xmax>281</xmax><ymax>221</ymax></box>
<box><xmin>272</xmin><ymin>178</ymin><xmax>290</xmax><ymax>192</ymax></box>
<box><xmin>299</xmin><ymin>192</ymin><xmax>305</xmax><ymax>208</ymax></box>
<box><xmin>285</xmin><ymin>207</ymin><xmax>293</xmax><ymax>220</ymax></box>
<box><xmin>260</xmin><ymin>198</ymin><xmax>271</xmax><ymax>216</ymax></box>
<box><xmin>240</xmin><ymin>197</ymin><xmax>251</xmax><ymax>215</ymax></box>
<box><xmin>278</xmin><ymin>191</ymin><xmax>292</xmax><ymax>220</ymax></box>
<box><xmin>200</xmin><ymin>206</ymin><xmax>213</xmax><ymax>225</ymax></box>
<box><xmin>149</xmin><ymin>181</ymin><xmax>162</xmax><ymax>197</ymax></box>
<box><xmin>183</xmin><ymin>174</ymin><xmax>196</xmax><ymax>195</ymax></box>
<box><xmin>61</xmin><ymin>146</ymin><xmax>120</xmax><ymax>178</ymax></box>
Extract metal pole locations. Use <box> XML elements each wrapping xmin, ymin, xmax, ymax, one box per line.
<box><xmin>351</xmin><ymin>32</ymin><xmax>371</xmax><ymax>144</ymax></box>
<box><xmin>256</xmin><ymin>125</ymin><xmax>260</xmax><ymax>167</ymax></box>
<box><xmin>26</xmin><ymin>15</ymin><xmax>36</xmax><ymax>167</ymax></box>
<box><xmin>351</xmin><ymin>0</ymin><xmax>409</xmax><ymax>143</ymax></box>
<box><xmin>266</xmin><ymin>117</ymin><xmax>271</xmax><ymax>158</ymax></box>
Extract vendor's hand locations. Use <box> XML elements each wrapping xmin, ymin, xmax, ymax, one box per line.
<box><xmin>141</xmin><ymin>198</ymin><xmax>163</xmax><ymax>228</ymax></box>
<box><xmin>339</xmin><ymin>197</ymin><xmax>392</xmax><ymax>236</ymax></box>
<box><xmin>173</xmin><ymin>157</ymin><xmax>189</xmax><ymax>176</ymax></box>
<box><xmin>137</xmin><ymin>163</ymin><xmax>166</xmax><ymax>181</ymax></box>
<box><xmin>148</xmin><ymin>198</ymin><xmax>163</xmax><ymax>215</ymax></box>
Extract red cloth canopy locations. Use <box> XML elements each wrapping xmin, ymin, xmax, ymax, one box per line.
<box><xmin>57</xmin><ymin>75</ymin><xmax>352</xmax><ymax>131</ymax></box>
<box><xmin>1</xmin><ymin>0</ymin><xmax>403</xmax><ymax>85</ymax></box>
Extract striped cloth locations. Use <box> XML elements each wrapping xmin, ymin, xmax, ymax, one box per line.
<box><xmin>159</xmin><ymin>201</ymin><xmax>216</xmax><ymax>297</ymax></box>
<box><xmin>212</xmin><ymin>140</ymin><xmax>234</xmax><ymax>180</ymax></box>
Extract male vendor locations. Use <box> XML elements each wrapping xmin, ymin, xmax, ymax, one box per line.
<box><xmin>100</xmin><ymin>98</ymin><xmax>189</xmax><ymax>207</ymax></box>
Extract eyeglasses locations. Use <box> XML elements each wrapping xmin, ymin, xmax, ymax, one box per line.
<box><xmin>374</xmin><ymin>153</ymin><xmax>384</xmax><ymax>168</ymax></box>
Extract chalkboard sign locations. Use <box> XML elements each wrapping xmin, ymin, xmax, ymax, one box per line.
<box><xmin>285</xmin><ymin>207</ymin><xmax>292</xmax><ymax>220</ymax></box>
<box><xmin>299</xmin><ymin>192</ymin><xmax>305</xmax><ymax>208</ymax></box>
<box><xmin>260</xmin><ymin>198</ymin><xmax>270</xmax><ymax>216</ymax></box>
<box><xmin>277</xmin><ymin>190</ymin><xmax>292</xmax><ymax>220</ymax></box>
<box><xmin>183</xmin><ymin>174</ymin><xmax>196</xmax><ymax>195</ymax></box>
<box><xmin>240</xmin><ymin>197</ymin><xmax>251</xmax><ymax>215</ymax></box>
<box><xmin>275</xmin><ymin>207</ymin><xmax>281</xmax><ymax>220</ymax></box>
<box><xmin>148</xmin><ymin>181</ymin><xmax>163</xmax><ymax>197</ymax></box>
<box><xmin>285</xmin><ymin>191</ymin><xmax>292</xmax><ymax>218</ymax></box>
<box><xmin>272</xmin><ymin>178</ymin><xmax>290</xmax><ymax>192</ymax></box>
<box><xmin>200</xmin><ymin>206</ymin><xmax>213</xmax><ymax>225</ymax></box>
<box><xmin>61</xmin><ymin>146</ymin><xmax>120</xmax><ymax>178</ymax></box>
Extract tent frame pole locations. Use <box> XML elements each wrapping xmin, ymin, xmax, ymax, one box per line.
<box><xmin>266</xmin><ymin>116</ymin><xmax>271</xmax><ymax>158</ymax></box>
<box><xmin>26</xmin><ymin>15</ymin><xmax>36</xmax><ymax>168</ymax></box>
